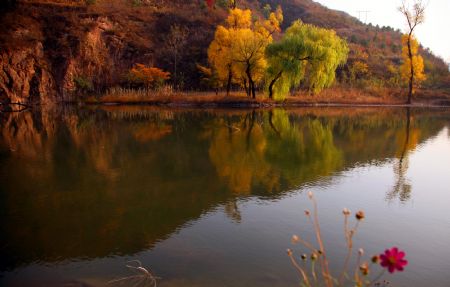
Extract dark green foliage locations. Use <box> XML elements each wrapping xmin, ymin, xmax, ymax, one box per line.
<box><xmin>216</xmin><ymin>0</ymin><xmax>229</xmax><ymax>9</ymax></box>
<box><xmin>74</xmin><ymin>76</ymin><xmax>93</xmax><ymax>93</ymax></box>
<box><xmin>263</xmin><ymin>4</ymin><xmax>272</xmax><ymax>19</ymax></box>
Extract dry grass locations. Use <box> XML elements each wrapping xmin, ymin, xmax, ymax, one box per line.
<box><xmin>88</xmin><ymin>87</ymin><xmax>272</xmax><ymax>106</ymax></box>
<box><xmin>290</xmin><ymin>86</ymin><xmax>450</xmax><ymax>106</ymax></box>
<box><xmin>86</xmin><ymin>86</ymin><xmax>450</xmax><ymax>107</ymax></box>
<box><xmin>18</xmin><ymin>0</ymin><xmax>85</xmax><ymax>7</ymax></box>
<box><xmin>290</xmin><ymin>87</ymin><xmax>406</xmax><ymax>105</ymax></box>
<box><xmin>107</xmin><ymin>260</ymin><xmax>159</xmax><ymax>287</ymax></box>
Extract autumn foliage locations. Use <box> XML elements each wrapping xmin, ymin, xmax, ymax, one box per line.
<box><xmin>400</xmin><ymin>35</ymin><xmax>425</xmax><ymax>93</ymax></box>
<box><xmin>205</xmin><ymin>0</ymin><xmax>215</xmax><ymax>9</ymax></box>
<box><xmin>127</xmin><ymin>64</ymin><xmax>170</xmax><ymax>88</ymax></box>
<box><xmin>208</xmin><ymin>7</ymin><xmax>347</xmax><ymax>100</ymax></box>
<box><xmin>207</xmin><ymin>7</ymin><xmax>284</xmax><ymax>98</ymax></box>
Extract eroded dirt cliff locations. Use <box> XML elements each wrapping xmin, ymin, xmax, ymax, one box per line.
<box><xmin>0</xmin><ymin>0</ymin><xmax>221</xmax><ymax>104</ymax></box>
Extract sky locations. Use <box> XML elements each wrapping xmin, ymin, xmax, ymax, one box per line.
<box><xmin>314</xmin><ymin>0</ymin><xmax>450</xmax><ymax>63</ymax></box>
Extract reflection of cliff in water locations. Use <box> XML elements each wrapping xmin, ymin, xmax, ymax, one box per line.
<box><xmin>0</xmin><ymin>107</ymin><xmax>449</xmax><ymax>271</ymax></box>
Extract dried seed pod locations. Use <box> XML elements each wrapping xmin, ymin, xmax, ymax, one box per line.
<box><xmin>356</xmin><ymin>210</ymin><xmax>365</xmax><ymax>221</ymax></box>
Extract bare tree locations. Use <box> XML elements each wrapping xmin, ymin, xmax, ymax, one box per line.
<box><xmin>165</xmin><ymin>24</ymin><xmax>188</xmax><ymax>88</ymax></box>
<box><xmin>398</xmin><ymin>0</ymin><xmax>426</xmax><ymax>104</ymax></box>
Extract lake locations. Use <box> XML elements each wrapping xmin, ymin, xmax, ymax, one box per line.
<box><xmin>1</xmin><ymin>106</ymin><xmax>450</xmax><ymax>287</ymax></box>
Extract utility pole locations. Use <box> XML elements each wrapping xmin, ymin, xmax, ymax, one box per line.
<box><xmin>357</xmin><ymin>10</ymin><xmax>371</xmax><ymax>23</ymax></box>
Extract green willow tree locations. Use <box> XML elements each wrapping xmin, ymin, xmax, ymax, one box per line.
<box><xmin>266</xmin><ymin>20</ymin><xmax>349</xmax><ymax>100</ymax></box>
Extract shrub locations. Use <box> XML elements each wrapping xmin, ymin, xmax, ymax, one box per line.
<box><xmin>132</xmin><ymin>0</ymin><xmax>142</xmax><ymax>7</ymax></box>
<box><xmin>73</xmin><ymin>75</ymin><xmax>93</xmax><ymax>93</ymax></box>
<box><xmin>126</xmin><ymin>64</ymin><xmax>170</xmax><ymax>89</ymax></box>
<box><xmin>216</xmin><ymin>0</ymin><xmax>229</xmax><ymax>9</ymax></box>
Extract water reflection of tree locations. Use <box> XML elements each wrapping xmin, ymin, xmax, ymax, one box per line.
<box><xmin>1</xmin><ymin>107</ymin><xmax>449</xmax><ymax>268</ymax></box>
<box><xmin>387</xmin><ymin>108</ymin><xmax>413</xmax><ymax>202</ymax></box>
<box><xmin>224</xmin><ymin>201</ymin><xmax>242</xmax><ymax>223</ymax></box>
<box><xmin>208</xmin><ymin>110</ymin><xmax>343</xmax><ymax>195</ymax></box>
<box><xmin>209</xmin><ymin>111</ymin><xmax>276</xmax><ymax>195</ymax></box>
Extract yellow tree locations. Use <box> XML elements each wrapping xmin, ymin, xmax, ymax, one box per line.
<box><xmin>231</xmin><ymin>27</ymin><xmax>270</xmax><ymax>98</ymax></box>
<box><xmin>400</xmin><ymin>35</ymin><xmax>425</xmax><ymax>94</ymax></box>
<box><xmin>208</xmin><ymin>26</ymin><xmax>234</xmax><ymax>96</ymax></box>
<box><xmin>234</xmin><ymin>6</ymin><xmax>282</xmax><ymax>98</ymax></box>
<box><xmin>398</xmin><ymin>0</ymin><xmax>426</xmax><ymax>103</ymax></box>
<box><xmin>208</xmin><ymin>9</ymin><xmax>252</xmax><ymax>96</ymax></box>
<box><xmin>208</xmin><ymin>7</ymin><xmax>283</xmax><ymax>98</ymax></box>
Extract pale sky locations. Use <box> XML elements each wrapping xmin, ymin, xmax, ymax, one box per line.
<box><xmin>314</xmin><ymin>0</ymin><xmax>450</xmax><ymax>63</ymax></box>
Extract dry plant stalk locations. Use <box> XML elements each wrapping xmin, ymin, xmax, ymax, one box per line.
<box><xmin>288</xmin><ymin>192</ymin><xmax>405</xmax><ymax>287</ymax></box>
<box><xmin>107</xmin><ymin>260</ymin><xmax>159</xmax><ymax>287</ymax></box>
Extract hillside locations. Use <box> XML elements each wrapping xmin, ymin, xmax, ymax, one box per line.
<box><xmin>262</xmin><ymin>0</ymin><xmax>449</xmax><ymax>88</ymax></box>
<box><xmin>0</xmin><ymin>0</ymin><xmax>449</xmax><ymax>104</ymax></box>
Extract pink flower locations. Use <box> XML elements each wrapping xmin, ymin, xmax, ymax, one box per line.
<box><xmin>380</xmin><ymin>247</ymin><xmax>408</xmax><ymax>273</ymax></box>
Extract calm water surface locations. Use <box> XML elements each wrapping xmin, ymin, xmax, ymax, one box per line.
<box><xmin>1</xmin><ymin>107</ymin><xmax>450</xmax><ymax>287</ymax></box>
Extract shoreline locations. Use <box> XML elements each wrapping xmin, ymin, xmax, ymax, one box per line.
<box><xmin>4</xmin><ymin>91</ymin><xmax>450</xmax><ymax>110</ymax></box>
<box><xmin>81</xmin><ymin>88</ymin><xmax>450</xmax><ymax>108</ymax></box>
<box><xmin>81</xmin><ymin>100</ymin><xmax>450</xmax><ymax>109</ymax></box>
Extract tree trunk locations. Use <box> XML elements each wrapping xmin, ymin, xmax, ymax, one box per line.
<box><xmin>245</xmin><ymin>64</ymin><xmax>256</xmax><ymax>99</ymax></box>
<box><xmin>246</xmin><ymin>110</ymin><xmax>255</xmax><ymax>150</ymax></box>
<box><xmin>400</xmin><ymin>107</ymin><xmax>411</xmax><ymax>163</ymax></box>
<box><xmin>268</xmin><ymin>71</ymin><xmax>283</xmax><ymax>99</ymax></box>
<box><xmin>243</xmin><ymin>78</ymin><xmax>249</xmax><ymax>97</ymax></box>
<box><xmin>226</xmin><ymin>66</ymin><xmax>232</xmax><ymax>96</ymax></box>
<box><xmin>174</xmin><ymin>53</ymin><xmax>178</xmax><ymax>88</ymax></box>
<box><xmin>268</xmin><ymin>110</ymin><xmax>280</xmax><ymax>137</ymax></box>
<box><xmin>407</xmin><ymin>33</ymin><xmax>414</xmax><ymax>104</ymax></box>
<box><xmin>251</xmin><ymin>82</ymin><xmax>256</xmax><ymax>99</ymax></box>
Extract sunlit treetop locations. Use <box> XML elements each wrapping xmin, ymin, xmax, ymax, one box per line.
<box><xmin>260</xmin><ymin>5</ymin><xmax>283</xmax><ymax>34</ymax></box>
<box><xmin>208</xmin><ymin>7</ymin><xmax>284</xmax><ymax>98</ymax></box>
<box><xmin>226</xmin><ymin>8</ymin><xmax>252</xmax><ymax>29</ymax></box>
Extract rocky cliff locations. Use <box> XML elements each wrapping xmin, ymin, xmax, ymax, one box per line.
<box><xmin>0</xmin><ymin>40</ymin><xmax>56</xmax><ymax>104</ymax></box>
<box><xmin>0</xmin><ymin>0</ymin><xmax>218</xmax><ymax>104</ymax></box>
<box><xmin>1</xmin><ymin>3</ymin><xmax>134</xmax><ymax>104</ymax></box>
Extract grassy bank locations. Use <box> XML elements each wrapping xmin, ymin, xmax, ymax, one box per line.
<box><xmin>83</xmin><ymin>87</ymin><xmax>450</xmax><ymax>108</ymax></box>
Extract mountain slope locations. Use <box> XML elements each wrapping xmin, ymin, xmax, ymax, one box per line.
<box><xmin>262</xmin><ymin>0</ymin><xmax>449</xmax><ymax>87</ymax></box>
<box><xmin>0</xmin><ymin>0</ymin><xmax>448</xmax><ymax>104</ymax></box>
